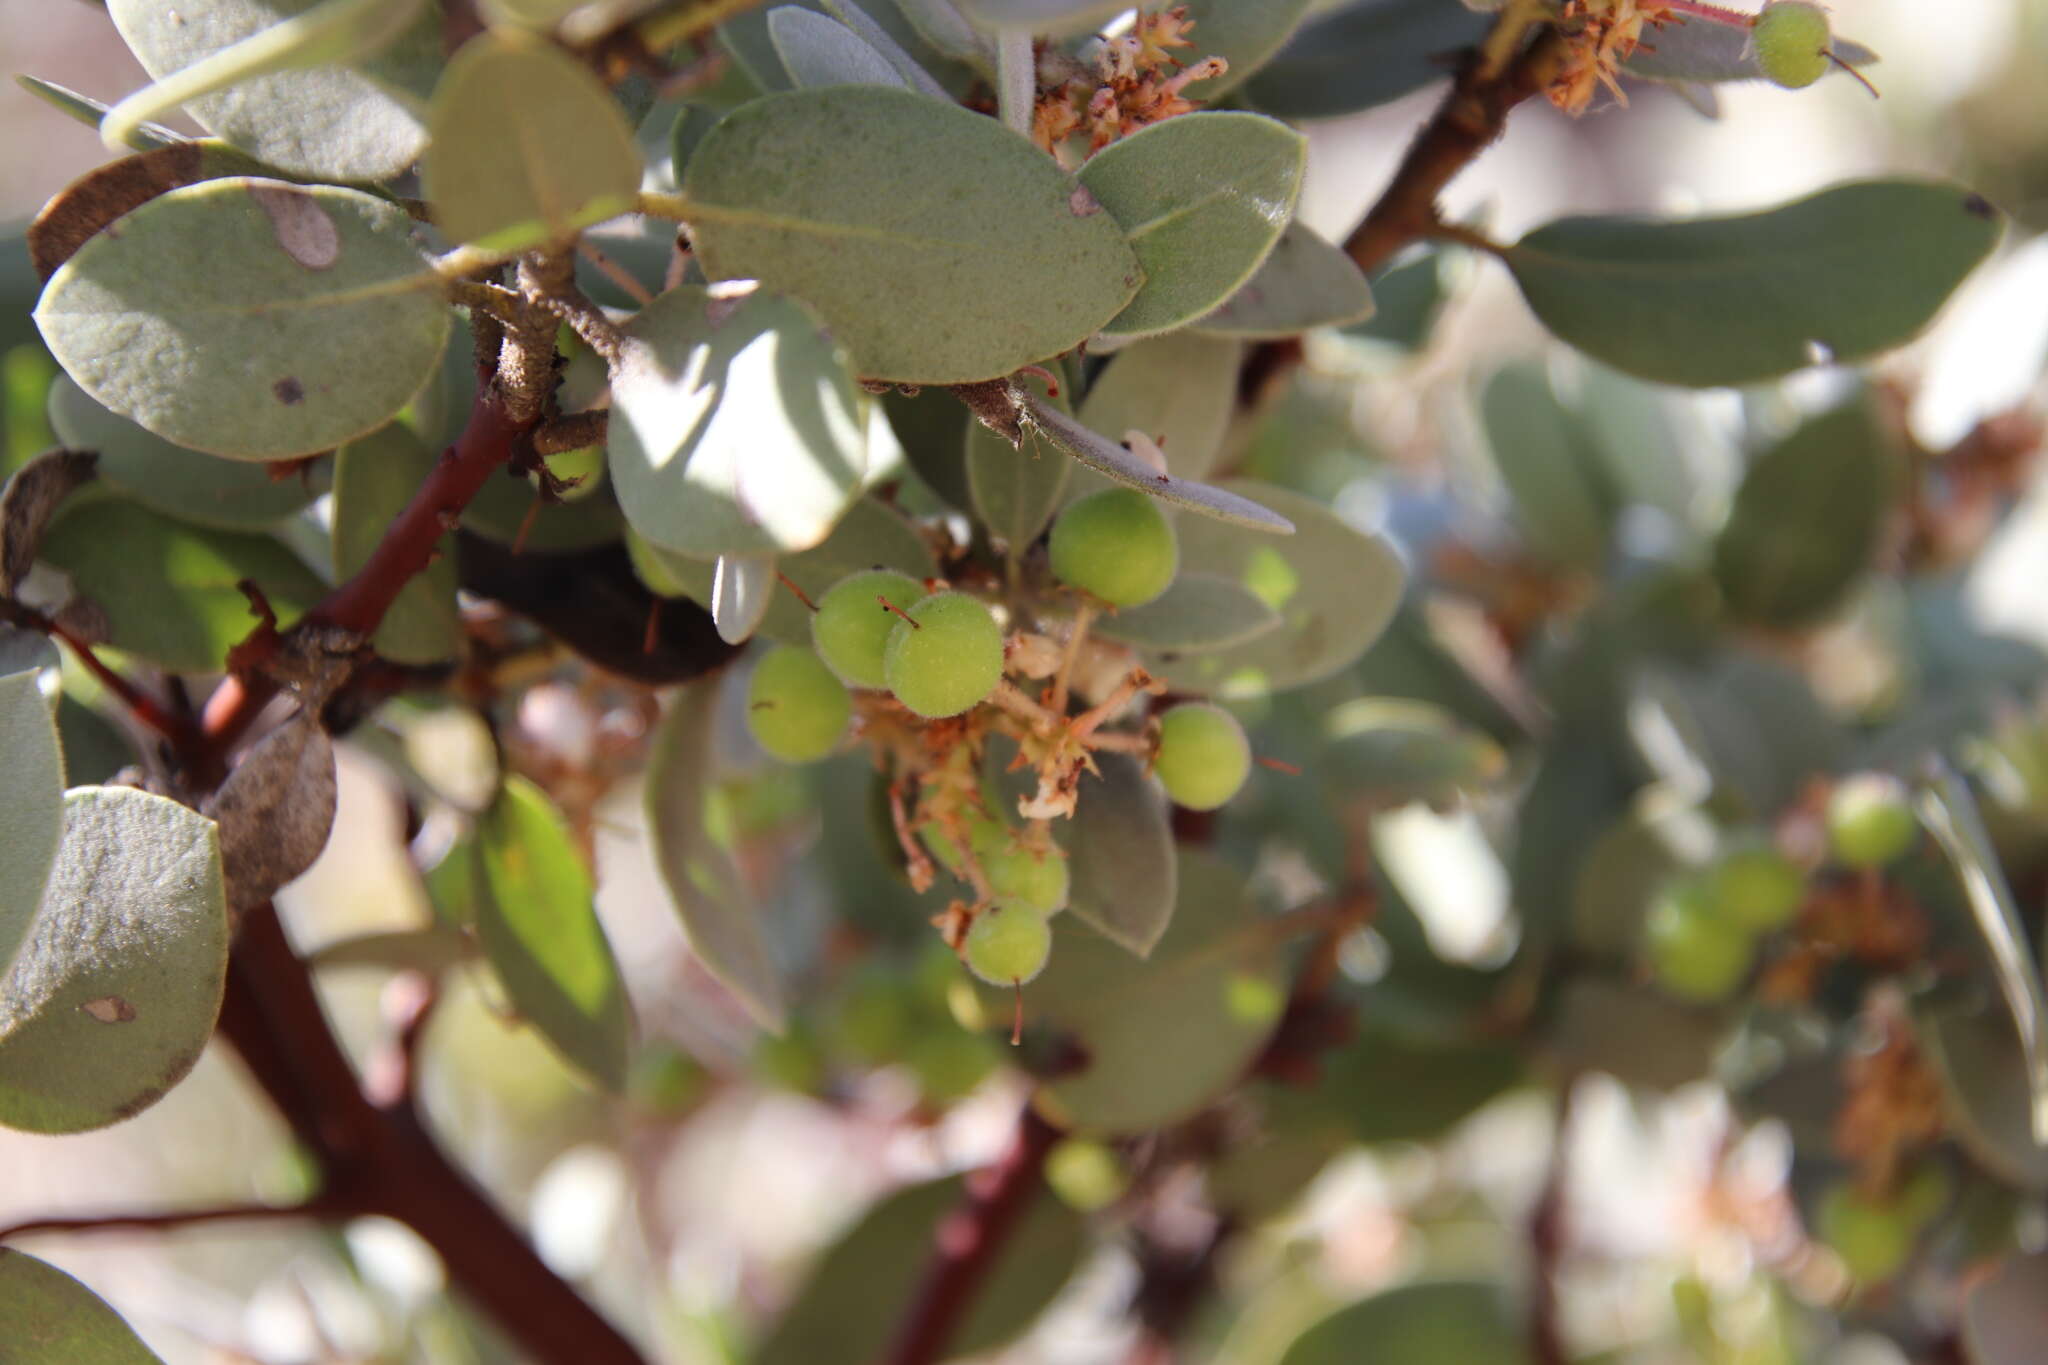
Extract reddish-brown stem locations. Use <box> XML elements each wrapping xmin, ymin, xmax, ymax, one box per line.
<box><xmin>1529</xmin><ymin>1081</ymin><xmax>1579</xmax><ymax>1365</ymax></box>
<box><xmin>0</xmin><ymin>601</ymin><xmax>196</xmax><ymax>750</ymax></box>
<box><xmin>0</xmin><ymin>1199</ymin><xmax>336</xmax><ymax>1243</ymax></box>
<box><xmin>880</xmin><ymin>1105</ymin><xmax>1062</xmax><ymax>1365</ymax></box>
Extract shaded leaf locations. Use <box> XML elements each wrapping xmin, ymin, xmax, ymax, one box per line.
<box><xmin>474</xmin><ymin>775</ymin><xmax>632</xmax><ymax>1091</ymax></box>
<box><xmin>1625</xmin><ymin>19</ymin><xmax>1877</xmax><ymax>85</ymax></box>
<box><xmin>1320</xmin><ymin>1030</ymin><xmax>1524</xmax><ymax>1144</ymax></box>
<box><xmin>1148</xmin><ymin>480</ymin><xmax>1402</xmax><ymax>697</ymax></box>
<box><xmin>0</xmin><ymin>448</ymin><xmax>98</xmax><ymax>596</ymax></box>
<box><xmin>610</xmin><ymin>284</ymin><xmax>872</xmax><ymax>558</ymax></box>
<box><xmin>36</xmin><ymin>498</ymin><xmax>329</xmax><ymax>674</ymax></box>
<box><xmin>333</xmin><ymin>423</ymin><xmax>461</xmax><ymax>663</ymax></box>
<box><xmin>1191</xmin><ymin>220</ymin><xmax>1374</xmax><ymax>338</ymax></box>
<box><xmin>1091</xmin><ymin>573</ymin><xmax>1281</xmax><ymax>653</ymax></box>
<box><xmin>1279</xmin><ymin>1281</ymin><xmax>1531</xmax><ymax>1365</ymax></box>
<box><xmin>1480</xmin><ymin>363</ymin><xmax>1614</xmax><ymax>572</ymax></box>
<box><xmin>1060</xmin><ymin>752</ymin><xmax>1177</xmax><ymax>957</ymax></box>
<box><xmin>202</xmin><ymin>713</ymin><xmax>336</xmax><ymax>915</ymax></box>
<box><xmin>969</xmin><ymin>369</ymin><xmax>1070</xmax><ymax>555</ymax></box>
<box><xmin>1505</xmin><ymin>181</ymin><xmax>2002</xmax><ymax>388</ymax></box>
<box><xmin>0</xmin><ymin>788</ymin><xmax>227</xmax><ymax>1133</ymax></box>
<box><xmin>1174</xmin><ymin>0</ymin><xmax>1319</xmax><ymax>99</ymax></box>
<box><xmin>1078</xmin><ymin>112</ymin><xmax>1304</xmax><ymax>338</ymax></box>
<box><xmin>1321</xmin><ymin>697</ymin><xmax>1507</xmax><ymax>807</ymax></box>
<box><xmin>1919</xmin><ymin>1004</ymin><xmax>2048</xmax><ymax>1191</ymax></box>
<box><xmin>47</xmin><ymin>375</ymin><xmax>318</xmax><ymax>530</ymax></box>
<box><xmin>1631</xmin><ymin>654</ymin><xmax>1843</xmax><ymax>817</ymax></box>
<box><xmin>891</xmin><ymin>0</ymin><xmax>988</xmax><ymax>64</ymax></box>
<box><xmin>1344</xmin><ymin>248</ymin><xmax>1448</xmax><ymax>352</ymax></box>
<box><xmin>422</xmin><ymin>31</ymin><xmax>641</xmax><ymax>252</ymax></box>
<box><xmin>1548</xmin><ymin>977</ymin><xmax>1724</xmax><ymax>1092</ymax></box>
<box><xmin>35</xmin><ymin>177</ymin><xmax>450</xmax><ymax>460</ymax></box>
<box><xmin>1022</xmin><ymin>399</ymin><xmax>1295</xmax><ymax>532</ymax></box>
<box><xmin>0</xmin><ymin>669</ymin><xmax>65</xmax><ymax>973</ymax></box>
<box><xmin>819</xmin><ymin>0</ymin><xmax>957</xmax><ymax>97</ymax></box>
<box><xmin>105</xmin><ymin>0</ymin><xmax>443</xmax><ymax>181</ymax></box>
<box><xmin>683</xmin><ymin>85</ymin><xmax>1140</xmax><ymax>383</ymax></box>
<box><xmin>646</xmin><ymin>681</ymin><xmax>786</xmax><ymax>1028</ymax></box>
<box><xmin>1027</xmin><ymin>849</ymin><xmax>1285</xmax><ymax>1134</ymax></box>
<box><xmin>1712</xmin><ymin>400</ymin><xmax>1895</xmax><ymax>628</ymax></box>
<box><xmin>1244</xmin><ymin>0</ymin><xmax>1490</xmax><ymax>120</ymax></box>
<box><xmin>14</xmin><ymin>75</ymin><xmax>185</xmax><ymax>154</ymax></box>
<box><xmin>0</xmin><ymin>1249</ymin><xmax>165</xmax><ymax>1364</ymax></box>
<box><xmin>954</xmin><ymin>0</ymin><xmax>1126</xmax><ymax>33</ymax></box>
<box><xmin>770</xmin><ymin>7</ymin><xmax>910</xmax><ymax>88</ymax></box>
<box><xmin>1075</xmin><ymin>331</ymin><xmax>1242</xmax><ymax>483</ymax></box>
<box><xmin>755</xmin><ymin>1175</ymin><xmax>1085</xmax><ymax>1365</ymax></box>
<box><xmin>308</xmin><ymin>924</ymin><xmax>474</xmax><ymax>972</ymax></box>
<box><xmin>884</xmin><ymin>385</ymin><xmax>973</xmax><ymax>510</ymax></box>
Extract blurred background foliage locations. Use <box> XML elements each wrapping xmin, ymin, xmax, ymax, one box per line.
<box><xmin>6</xmin><ymin>1</ymin><xmax>2048</xmax><ymax>1363</ymax></box>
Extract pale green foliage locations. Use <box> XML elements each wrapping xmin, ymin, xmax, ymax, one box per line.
<box><xmin>0</xmin><ymin>1250</ymin><xmax>167</xmax><ymax>1364</ymax></box>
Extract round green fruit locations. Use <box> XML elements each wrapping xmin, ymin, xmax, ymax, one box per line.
<box><xmin>811</xmin><ymin>569</ymin><xmax>928</xmax><ymax>688</ymax></box>
<box><xmin>746</xmin><ymin>646</ymin><xmax>851</xmax><ymax>762</ymax></box>
<box><xmin>1048</xmin><ymin>487</ymin><xmax>1178</xmax><ymax>608</ymax></box>
<box><xmin>1644</xmin><ymin>878</ymin><xmax>1754</xmax><ymax>1004</ymax></box>
<box><xmin>1154</xmin><ymin>703</ymin><xmax>1252</xmax><ymax>811</ymax></box>
<box><xmin>884</xmin><ymin>592</ymin><xmax>1005</xmax><ymax>718</ymax></box>
<box><xmin>1752</xmin><ymin>1</ymin><xmax>1833</xmax><ymax>89</ymax></box>
<box><xmin>1818</xmin><ymin>1178</ymin><xmax>1933</xmax><ymax>1284</ymax></box>
<box><xmin>1827</xmin><ymin>773</ymin><xmax>1919</xmax><ymax>868</ymax></box>
<box><xmin>1045</xmin><ymin>1138</ymin><xmax>1128</xmax><ymax>1212</ymax></box>
<box><xmin>1705</xmin><ymin>836</ymin><xmax>1807</xmax><ymax>933</ymax></box>
<box><xmin>981</xmin><ymin>830</ymin><xmax>1070</xmax><ymax>915</ymax></box>
<box><xmin>962</xmin><ymin>906</ymin><xmax>1053</xmax><ymax>986</ymax></box>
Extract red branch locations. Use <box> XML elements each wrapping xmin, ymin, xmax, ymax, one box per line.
<box><xmin>881</xmin><ymin>1106</ymin><xmax>1062</xmax><ymax>1365</ymax></box>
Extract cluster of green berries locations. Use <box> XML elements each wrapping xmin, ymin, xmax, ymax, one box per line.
<box><xmin>1645</xmin><ymin>774</ymin><xmax>1920</xmax><ymax>1004</ymax></box>
<box><xmin>924</xmin><ymin>809</ymin><xmax>1068</xmax><ymax>987</ymax></box>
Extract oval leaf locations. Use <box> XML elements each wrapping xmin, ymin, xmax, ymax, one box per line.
<box><xmin>0</xmin><ymin>669</ymin><xmax>65</xmax><ymax>972</ymax></box>
<box><xmin>35</xmin><ymin>177</ymin><xmax>450</xmax><ymax>460</ymax></box>
<box><xmin>1025</xmin><ymin>848</ymin><xmax>1286</xmax><ymax>1134</ymax></box>
<box><xmin>1078</xmin><ymin>111</ymin><xmax>1305</xmax><ymax>338</ymax></box>
<box><xmin>423</xmin><ymin>31</ymin><xmax>642</xmax><ymax>252</ymax></box>
<box><xmin>0</xmin><ymin>787</ymin><xmax>227</xmax><ymax>1134</ymax></box>
<box><xmin>646</xmin><ymin>681</ymin><xmax>786</xmax><ymax>1028</ymax></box>
<box><xmin>35</xmin><ymin>498</ymin><xmax>330</xmax><ymax>674</ymax></box>
<box><xmin>105</xmin><ymin>0</ymin><xmax>443</xmax><ymax>182</ymax></box>
<box><xmin>611</xmin><ymin>284</ymin><xmax>872</xmax><ymax>558</ymax></box>
<box><xmin>1504</xmin><ymin>180</ymin><xmax>2002</xmax><ymax>388</ymax></box>
<box><xmin>1149</xmin><ymin>480</ymin><xmax>1403</xmax><ymax>697</ymax></box>
<box><xmin>1479</xmin><ymin>363</ymin><xmax>1615</xmax><ymax>572</ymax></box>
<box><xmin>1075</xmin><ymin>331</ymin><xmax>1241</xmax><ymax>482</ymax></box>
<box><xmin>202</xmin><ymin>713</ymin><xmax>337</xmax><ymax>915</ymax></box>
<box><xmin>969</xmin><ymin>369</ymin><xmax>1070</xmax><ymax>555</ymax></box>
<box><xmin>474</xmin><ymin>775</ymin><xmax>632</xmax><ymax>1091</ymax></box>
<box><xmin>1191</xmin><ymin>220</ymin><xmax>1375</xmax><ymax>338</ymax></box>
<box><xmin>1090</xmin><ymin>572</ymin><xmax>1281</xmax><ymax>652</ymax></box>
<box><xmin>1712</xmin><ymin>400</ymin><xmax>1896</xmax><ymax>628</ymax></box>
<box><xmin>1279</xmin><ymin>1281</ymin><xmax>1531</xmax><ymax>1365</ymax></box>
<box><xmin>1174</xmin><ymin>0</ymin><xmax>1319</xmax><ymax>99</ymax></box>
<box><xmin>768</xmin><ymin>7</ymin><xmax>910</xmax><ymax>88</ymax></box>
<box><xmin>1321</xmin><ymin>697</ymin><xmax>1507</xmax><ymax>807</ymax></box>
<box><xmin>0</xmin><ymin>1249</ymin><xmax>166</xmax><ymax>1365</ymax></box>
<box><xmin>333</xmin><ymin>423</ymin><xmax>461</xmax><ymax>663</ymax></box>
<box><xmin>682</xmin><ymin>86</ymin><xmax>1141</xmax><ymax>383</ymax></box>
<box><xmin>1060</xmin><ymin>751</ymin><xmax>1178</xmax><ymax>956</ymax></box>
<box><xmin>1244</xmin><ymin>0</ymin><xmax>1490</xmax><ymax>121</ymax></box>
<box><xmin>47</xmin><ymin>375</ymin><xmax>318</xmax><ymax>530</ymax></box>
<box><xmin>1023</xmin><ymin>398</ymin><xmax>1295</xmax><ymax>532</ymax></box>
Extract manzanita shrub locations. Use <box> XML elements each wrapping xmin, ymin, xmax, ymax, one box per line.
<box><xmin>0</xmin><ymin>0</ymin><xmax>2044</xmax><ymax>1360</ymax></box>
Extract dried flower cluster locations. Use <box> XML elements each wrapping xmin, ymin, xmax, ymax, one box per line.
<box><xmin>1033</xmin><ymin>5</ymin><xmax>1228</xmax><ymax>159</ymax></box>
<box><xmin>1550</xmin><ymin>0</ymin><xmax>1680</xmax><ymax>115</ymax></box>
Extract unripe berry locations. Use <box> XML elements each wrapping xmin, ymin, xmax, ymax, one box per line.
<box><xmin>1817</xmin><ymin>1168</ymin><xmax>1945</xmax><ymax>1284</ymax></box>
<box><xmin>1045</xmin><ymin>1139</ymin><xmax>1128</xmax><ymax>1212</ymax></box>
<box><xmin>1153</xmin><ymin>703</ymin><xmax>1252</xmax><ymax>811</ymax></box>
<box><xmin>1644</xmin><ymin>878</ymin><xmax>1753</xmax><ymax>1004</ymax></box>
<box><xmin>746</xmin><ymin>646</ymin><xmax>851</xmax><ymax>762</ymax></box>
<box><xmin>1705</xmin><ymin>836</ymin><xmax>1807</xmax><ymax>933</ymax></box>
<box><xmin>1827</xmin><ymin>773</ymin><xmax>1918</xmax><ymax>868</ymax></box>
<box><xmin>811</xmin><ymin>569</ymin><xmax>927</xmax><ymax>688</ymax></box>
<box><xmin>1752</xmin><ymin>1</ymin><xmax>1833</xmax><ymax>90</ymax></box>
<box><xmin>980</xmin><ymin>830</ymin><xmax>1070</xmax><ymax>915</ymax></box>
<box><xmin>962</xmin><ymin>906</ymin><xmax>1053</xmax><ymax>986</ymax></box>
<box><xmin>1049</xmin><ymin>488</ymin><xmax>1178</xmax><ymax>608</ymax></box>
<box><xmin>883</xmin><ymin>592</ymin><xmax>1005</xmax><ymax>718</ymax></box>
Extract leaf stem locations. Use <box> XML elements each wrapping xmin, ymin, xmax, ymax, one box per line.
<box><xmin>995</xmin><ymin>29</ymin><xmax>1035</xmax><ymax>138</ymax></box>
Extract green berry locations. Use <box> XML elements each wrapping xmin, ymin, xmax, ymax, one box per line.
<box><xmin>1817</xmin><ymin>1175</ymin><xmax>1941</xmax><ymax>1284</ymax></box>
<box><xmin>1049</xmin><ymin>488</ymin><xmax>1178</xmax><ymax>608</ymax></box>
<box><xmin>1644</xmin><ymin>879</ymin><xmax>1754</xmax><ymax>1004</ymax></box>
<box><xmin>1705</xmin><ymin>836</ymin><xmax>1807</xmax><ymax>933</ymax></box>
<box><xmin>962</xmin><ymin>906</ymin><xmax>1053</xmax><ymax>986</ymax></box>
<box><xmin>1827</xmin><ymin>773</ymin><xmax>1919</xmax><ymax>868</ymax></box>
<box><xmin>811</xmin><ymin>569</ymin><xmax>928</xmax><ymax>688</ymax></box>
<box><xmin>1153</xmin><ymin>703</ymin><xmax>1252</xmax><ymax>811</ymax></box>
<box><xmin>1045</xmin><ymin>1139</ymin><xmax>1128</xmax><ymax>1212</ymax></box>
<box><xmin>980</xmin><ymin>829</ymin><xmax>1070</xmax><ymax>915</ymax></box>
<box><xmin>883</xmin><ymin>592</ymin><xmax>1005</xmax><ymax>718</ymax></box>
<box><xmin>746</xmin><ymin>646</ymin><xmax>851</xmax><ymax>762</ymax></box>
<box><xmin>1752</xmin><ymin>1</ymin><xmax>1833</xmax><ymax>90</ymax></box>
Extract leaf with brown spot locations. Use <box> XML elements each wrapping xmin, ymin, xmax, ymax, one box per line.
<box><xmin>27</xmin><ymin>142</ymin><xmax>265</xmax><ymax>280</ymax></box>
<box><xmin>0</xmin><ymin>449</ymin><xmax>98</xmax><ymax>597</ymax></box>
<box><xmin>80</xmin><ymin>996</ymin><xmax>137</xmax><ymax>1024</ymax></box>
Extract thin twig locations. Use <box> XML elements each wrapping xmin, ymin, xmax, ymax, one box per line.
<box><xmin>0</xmin><ymin>1199</ymin><xmax>335</xmax><ymax>1243</ymax></box>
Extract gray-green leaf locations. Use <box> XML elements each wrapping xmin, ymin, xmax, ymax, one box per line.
<box><xmin>1244</xmin><ymin>0</ymin><xmax>1490</xmax><ymax>121</ymax></box>
<box><xmin>769</xmin><ymin>7</ymin><xmax>910</xmax><ymax>88</ymax></box>
<box><xmin>1022</xmin><ymin>398</ymin><xmax>1295</xmax><ymax>532</ymax></box>
<box><xmin>1061</xmin><ymin>751</ymin><xmax>1178</xmax><ymax>956</ymax></box>
<box><xmin>1190</xmin><ymin>220</ymin><xmax>1374</xmax><ymax>338</ymax></box>
<box><xmin>35</xmin><ymin>177</ymin><xmax>450</xmax><ymax>460</ymax></box>
<box><xmin>969</xmin><ymin>369</ymin><xmax>1070</xmax><ymax>555</ymax></box>
<box><xmin>333</xmin><ymin>423</ymin><xmax>461</xmax><ymax>663</ymax></box>
<box><xmin>682</xmin><ymin>85</ymin><xmax>1141</xmax><ymax>383</ymax></box>
<box><xmin>1173</xmin><ymin>0</ymin><xmax>1319</xmax><ymax>99</ymax></box>
<box><xmin>610</xmin><ymin>284</ymin><xmax>872</xmax><ymax>558</ymax></box>
<box><xmin>1504</xmin><ymin>180</ymin><xmax>2002</xmax><ymax>388</ymax></box>
<box><xmin>1090</xmin><ymin>573</ymin><xmax>1281</xmax><ymax>653</ymax></box>
<box><xmin>0</xmin><ymin>1249</ymin><xmax>166</xmax><ymax>1365</ymax></box>
<box><xmin>1075</xmin><ymin>331</ymin><xmax>1242</xmax><ymax>482</ymax></box>
<box><xmin>0</xmin><ymin>669</ymin><xmax>65</xmax><ymax>974</ymax></box>
<box><xmin>0</xmin><ymin>787</ymin><xmax>227</xmax><ymax>1134</ymax></box>
<box><xmin>1078</xmin><ymin>112</ymin><xmax>1305</xmax><ymax>338</ymax></box>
